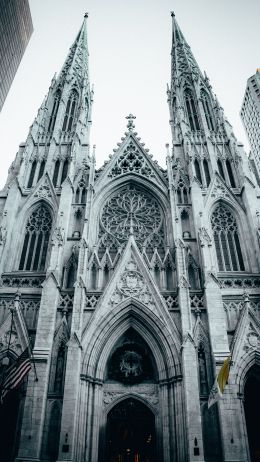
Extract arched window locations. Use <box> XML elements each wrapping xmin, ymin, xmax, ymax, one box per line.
<box><xmin>198</xmin><ymin>345</ymin><xmax>208</xmax><ymax>397</ymax></box>
<box><xmin>194</xmin><ymin>159</ymin><xmax>202</xmax><ymax>184</ymax></box>
<box><xmin>54</xmin><ymin>344</ymin><xmax>66</xmax><ymax>393</ymax></box>
<box><xmin>48</xmin><ymin>89</ymin><xmax>61</xmax><ymax>133</ymax></box>
<box><xmin>203</xmin><ymin>159</ymin><xmax>211</xmax><ymax>186</ymax></box>
<box><xmin>184</xmin><ymin>88</ymin><xmax>200</xmax><ymax>131</ymax></box>
<box><xmin>177</xmin><ymin>180</ymin><xmax>189</xmax><ymax>204</ymax></box>
<box><xmin>37</xmin><ymin>160</ymin><xmax>46</xmax><ymax>182</ymax></box>
<box><xmin>19</xmin><ymin>204</ymin><xmax>52</xmax><ymax>271</ymax></box>
<box><xmin>61</xmin><ymin>159</ymin><xmax>69</xmax><ymax>184</ymax></box>
<box><xmin>226</xmin><ymin>159</ymin><xmax>236</xmax><ymax>187</ymax></box>
<box><xmin>211</xmin><ymin>203</ymin><xmax>245</xmax><ymax>272</ymax></box>
<box><xmin>217</xmin><ymin>159</ymin><xmax>225</xmax><ymax>180</ymax></box>
<box><xmin>201</xmin><ymin>89</ymin><xmax>215</xmax><ymax>131</ymax></box>
<box><xmin>62</xmin><ymin>89</ymin><xmax>78</xmax><ymax>132</ymax></box>
<box><xmin>53</xmin><ymin>160</ymin><xmax>60</xmax><ymax>187</ymax></box>
<box><xmin>27</xmin><ymin>160</ymin><xmax>37</xmax><ymax>188</ymax></box>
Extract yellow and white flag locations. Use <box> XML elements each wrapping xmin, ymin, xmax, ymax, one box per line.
<box><xmin>208</xmin><ymin>356</ymin><xmax>231</xmax><ymax>409</ymax></box>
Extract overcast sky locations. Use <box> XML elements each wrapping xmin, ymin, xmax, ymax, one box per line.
<box><xmin>0</xmin><ymin>0</ymin><xmax>259</xmax><ymax>188</ymax></box>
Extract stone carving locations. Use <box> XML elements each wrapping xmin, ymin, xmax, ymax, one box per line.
<box><xmin>210</xmin><ymin>179</ymin><xmax>229</xmax><ymax>199</ymax></box>
<box><xmin>198</xmin><ymin>227</ymin><xmax>212</xmax><ymax>247</ymax></box>
<box><xmin>51</xmin><ymin>226</ymin><xmax>65</xmax><ymax>246</ymax></box>
<box><xmin>0</xmin><ymin>226</ymin><xmax>7</xmax><ymax>246</ymax></box>
<box><xmin>34</xmin><ymin>179</ymin><xmax>52</xmax><ymax>199</ymax></box>
<box><xmin>0</xmin><ymin>327</ymin><xmax>22</xmax><ymax>355</ymax></box>
<box><xmin>59</xmin><ymin>293</ymin><xmax>74</xmax><ymax>309</ymax></box>
<box><xmin>111</xmin><ymin>260</ymin><xmax>154</xmax><ymax>309</ymax></box>
<box><xmin>85</xmin><ymin>293</ymin><xmax>100</xmax><ymax>309</ymax></box>
<box><xmin>108</xmin><ymin>141</ymin><xmax>155</xmax><ymax>179</ymax></box>
<box><xmin>103</xmin><ymin>390</ymin><xmax>158</xmax><ymax>407</ymax></box>
<box><xmin>219</xmin><ymin>277</ymin><xmax>260</xmax><ymax>289</ymax></box>
<box><xmin>178</xmin><ymin>274</ymin><xmax>190</xmax><ymax>289</ymax></box>
<box><xmin>244</xmin><ymin>324</ymin><xmax>260</xmax><ymax>352</ymax></box>
<box><xmin>0</xmin><ymin>274</ymin><xmax>45</xmax><ymax>288</ymax></box>
<box><xmin>163</xmin><ymin>294</ymin><xmax>178</xmax><ymax>309</ymax></box>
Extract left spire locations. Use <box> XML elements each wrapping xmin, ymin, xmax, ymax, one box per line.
<box><xmin>58</xmin><ymin>14</ymin><xmax>89</xmax><ymax>86</ymax></box>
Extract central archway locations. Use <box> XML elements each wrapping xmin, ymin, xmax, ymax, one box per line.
<box><xmin>106</xmin><ymin>398</ymin><xmax>156</xmax><ymax>462</ymax></box>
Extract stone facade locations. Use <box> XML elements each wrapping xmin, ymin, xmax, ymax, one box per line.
<box><xmin>0</xmin><ymin>13</ymin><xmax>260</xmax><ymax>462</ymax></box>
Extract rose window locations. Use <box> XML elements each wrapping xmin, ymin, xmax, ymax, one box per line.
<box><xmin>100</xmin><ymin>185</ymin><xmax>164</xmax><ymax>245</ymax></box>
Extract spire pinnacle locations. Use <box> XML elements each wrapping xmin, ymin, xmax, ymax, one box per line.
<box><xmin>58</xmin><ymin>15</ymin><xmax>89</xmax><ymax>85</ymax></box>
<box><xmin>171</xmin><ymin>14</ymin><xmax>202</xmax><ymax>83</ymax></box>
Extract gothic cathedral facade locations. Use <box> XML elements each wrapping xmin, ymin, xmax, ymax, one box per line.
<box><xmin>0</xmin><ymin>13</ymin><xmax>260</xmax><ymax>462</ymax></box>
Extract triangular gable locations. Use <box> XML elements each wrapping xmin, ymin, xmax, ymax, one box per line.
<box><xmin>231</xmin><ymin>297</ymin><xmax>260</xmax><ymax>365</ymax></box>
<box><xmin>0</xmin><ymin>297</ymin><xmax>31</xmax><ymax>357</ymax></box>
<box><xmin>83</xmin><ymin>236</ymin><xmax>180</xmax><ymax>346</ymax></box>
<box><xmin>21</xmin><ymin>172</ymin><xmax>58</xmax><ymax>212</ymax></box>
<box><xmin>95</xmin><ymin>132</ymin><xmax>167</xmax><ymax>190</ymax></box>
<box><xmin>204</xmin><ymin>172</ymin><xmax>245</xmax><ymax>212</ymax></box>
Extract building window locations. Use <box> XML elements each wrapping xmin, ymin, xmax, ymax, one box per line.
<box><xmin>226</xmin><ymin>159</ymin><xmax>236</xmax><ymax>187</ymax></box>
<box><xmin>203</xmin><ymin>159</ymin><xmax>211</xmax><ymax>186</ymax></box>
<box><xmin>53</xmin><ymin>160</ymin><xmax>60</xmax><ymax>187</ymax></box>
<box><xmin>211</xmin><ymin>203</ymin><xmax>245</xmax><ymax>272</ymax></box>
<box><xmin>27</xmin><ymin>160</ymin><xmax>37</xmax><ymax>188</ymax></box>
<box><xmin>217</xmin><ymin>159</ymin><xmax>225</xmax><ymax>180</ymax></box>
<box><xmin>62</xmin><ymin>89</ymin><xmax>78</xmax><ymax>132</ymax></box>
<box><xmin>201</xmin><ymin>89</ymin><xmax>215</xmax><ymax>130</ymax></box>
<box><xmin>19</xmin><ymin>204</ymin><xmax>52</xmax><ymax>271</ymax></box>
<box><xmin>37</xmin><ymin>160</ymin><xmax>46</xmax><ymax>182</ymax></box>
<box><xmin>194</xmin><ymin>159</ymin><xmax>202</xmax><ymax>184</ymax></box>
<box><xmin>184</xmin><ymin>88</ymin><xmax>200</xmax><ymax>131</ymax></box>
<box><xmin>177</xmin><ymin>180</ymin><xmax>189</xmax><ymax>204</ymax></box>
<box><xmin>48</xmin><ymin>89</ymin><xmax>61</xmax><ymax>133</ymax></box>
<box><xmin>53</xmin><ymin>159</ymin><xmax>69</xmax><ymax>187</ymax></box>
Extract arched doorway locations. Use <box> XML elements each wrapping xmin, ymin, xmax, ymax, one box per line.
<box><xmin>106</xmin><ymin>398</ymin><xmax>156</xmax><ymax>462</ymax></box>
<box><xmin>244</xmin><ymin>365</ymin><xmax>260</xmax><ymax>462</ymax></box>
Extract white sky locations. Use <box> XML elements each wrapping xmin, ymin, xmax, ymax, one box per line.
<box><xmin>0</xmin><ymin>0</ymin><xmax>259</xmax><ymax>188</ymax></box>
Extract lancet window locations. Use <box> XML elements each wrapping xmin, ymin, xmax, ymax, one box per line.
<box><xmin>177</xmin><ymin>179</ymin><xmax>189</xmax><ymax>204</ymax></box>
<box><xmin>54</xmin><ymin>344</ymin><xmax>66</xmax><ymax>393</ymax></box>
<box><xmin>37</xmin><ymin>160</ymin><xmax>46</xmax><ymax>182</ymax></box>
<box><xmin>211</xmin><ymin>203</ymin><xmax>245</xmax><ymax>272</ymax></box>
<box><xmin>62</xmin><ymin>89</ymin><xmax>78</xmax><ymax>132</ymax></box>
<box><xmin>75</xmin><ymin>176</ymin><xmax>88</xmax><ymax>204</ymax></box>
<box><xmin>48</xmin><ymin>89</ymin><xmax>61</xmax><ymax>133</ymax></box>
<box><xmin>19</xmin><ymin>204</ymin><xmax>52</xmax><ymax>271</ymax></box>
<box><xmin>27</xmin><ymin>160</ymin><xmax>37</xmax><ymax>188</ymax></box>
<box><xmin>53</xmin><ymin>159</ymin><xmax>70</xmax><ymax>187</ymax></box>
<box><xmin>217</xmin><ymin>159</ymin><xmax>225</xmax><ymax>179</ymax></box>
<box><xmin>226</xmin><ymin>159</ymin><xmax>236</xmax><ymax>187</ymax></box>
<box><xmin>184</xmin><ymin>88</ymin><xmax>200</xmax><ymax>131</ymax></box>
<box><xmin>194</xmin><ymin>159</ymin><xmax>202</xmax><ymax>184</ymax></box>
<box><xmin>217</xmin><ymin>158</ymin><xmax>236</xmax><ymax>188</ymax></box>
<box><xmin>203</xmin><ymin>159</ymin><xmax>211</xmax><ymax>186</ymax></box>
<box><xmin>201</xmin><ymin>89</ymin><xmax>215</xmax><ymax>131</ymax></box>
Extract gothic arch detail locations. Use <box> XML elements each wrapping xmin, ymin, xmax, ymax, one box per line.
<box><xmin>19</xmin><ymin>203</ymin><xmax>52</xmax><ymax>271</ymax></box>
<box><xmin>184</xmin><ymin>87</ymin><xmax>200</xmax><ymax>131</ymax></box>
<box><xmin>200</xmin><ymin>89</ymin><xmax>215</xmax><ymax>131</ymax></box>
<box><xmin>211</xmin><ymin>202</ymin><xmax>245</xmax><ymax>272</ymax></box>
<box><xmin>62</xmin><ymin>89</ymin><xmax>78</xmax><ymax>132</ymax></box>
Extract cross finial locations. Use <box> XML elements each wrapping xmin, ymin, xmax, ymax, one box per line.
<box><xmin>84</xmin><ymin>12</ymin><xmax>88</xmax><ymax>18</ymax></box>
<box><xmin>126</xmin><ymin>114</ymin><xmax>136</xmax><ymax>132</ymax></box>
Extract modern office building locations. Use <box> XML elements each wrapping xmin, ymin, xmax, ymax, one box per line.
<box><xmin>241</xmin><ymin>69</ymin><xmax>260</xmax><ymax>183</ymax></box>
<box><xmin>0</xmin><ymin>12</ymin><xmax>260</xmax><ymax>462</ymax></box>
<box><xmin>0</xmin><ymin>0</ymin><xmax>33</xmax><ymax>111</ymax></box>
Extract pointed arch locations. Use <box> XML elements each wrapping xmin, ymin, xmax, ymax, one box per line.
<box><xmin>62</xmin><ymin>88</ymin><xmax>79</xmax><ymax>132</ymax></box>
<box><xmin>194</xmin><ymin>159</ymin><xmax>202</xmax><ymax>184</ymax></box>
<box><xmin>200</xmin><ymin>88</ymin><xmax>215</xmax><ymax>131</ymax></box>
<box><xmin>211</xmin><ymin>202</ymin><xmax>245</xmax><ymax>271</ymax></box>
<box><xmin>82</xmin><ymin>300</ymin><xmax>181</xmax><ymax>382</ymax></box>
<box><xmin>184</xmin><ymin>87</ymin><xmax>200</xmax><ymax>131</ymax></box>
<box><xmin>48</xmin><ymin>89</ymin><xmax>61</xmax><ymax>133</ymax></box>
<box><xmin>19</xmin><ymin>202</ymin><xmax>52</xmax><ymax>271</ymax></box>
<box><xmin>27</xmin><ymin>159</ymin><xmax>37</xmax><ymax>188</ymax></box>
<box><xmin>61</xmin><ymin>158</ymin><xmax>69</xmax><ymax>184</ymax></box>
<box><xmin>203</xmin><ymin>159</ymin><xmax>211</xmax><ymax>186</ymax></box>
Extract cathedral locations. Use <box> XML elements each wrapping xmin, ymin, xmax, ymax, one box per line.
<box><xmin>0</xmin><ymin>12</ymin><xmax>260</xmax><ymax>462</ymax></box>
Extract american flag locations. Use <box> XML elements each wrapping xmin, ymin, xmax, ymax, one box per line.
<box><xmin>0</xmin><ymin>347</ymin><xmax>31</xmax><ymax>402</ymax></box>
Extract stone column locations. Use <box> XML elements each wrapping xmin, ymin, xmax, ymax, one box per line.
<box><xmin>16</xmin><ymin>273</ymin><xmax>60</xmax><ymax>462</ymax></box>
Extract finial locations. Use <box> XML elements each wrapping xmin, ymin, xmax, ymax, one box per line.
<box><xmin>243</xmin><ymin>291</ymin><xmax>250</xmax><ymax>304</ymax></box>
<box><xmin>126</xmin><ymin>114</ymin><xmax>136</xmax><ymax>132</ymax></box>
<box><xmin>84</xmin><ymin>12</ymin><xmax>88</xmax><ymax>18</ymax></box>
<box><xmin>171</xmin><ymin>11</ymin><xmax>175</xmax><ymax>17</ymax></box>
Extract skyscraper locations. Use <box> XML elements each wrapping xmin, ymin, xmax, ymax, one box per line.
<box><xmin>0</xmin><ymin>13</ymin><xmax>259</xmax><ymax>462</ymax></box>
<box><xmin>0</xmin><ymin>0</ymin><xmax>33</xmax><ymax>111</ymax></box>
<box><xmin>240</xmin><ymin>69</ymin><xmax>260</xmax><ymax>184</ymax></box>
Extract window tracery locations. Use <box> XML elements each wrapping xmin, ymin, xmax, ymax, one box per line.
<box><xmin>19</xmin><ymin>204</ymin><xmax>52</xmax><ymax>271</ymax></box>
<box><xmin>201</xmin><ymin>89</ymin><xmax>215</xmax><ymax>131</ymax></box>
<box><xmin>211</xmin><ymin>203</ymin><xmax>245</xmax><ymax>272</ymax></box>
<box><xmin>62</xmin><ymin>89</ymin><xmax>78</xmax><ymax>132</ymax></box>
<box><xmin>177</xmin><ymin>179</ymin><xmax>189</xmax><ymax>204</ymax></box>
<box><xmin>108</xmin><ymin>141</ymin><xmax>155</xmax><ymax>179</ymax></box>
<box><xmin>184</xmin><ymin>88</ymin><xmax>200</xmax><ymax>131</ymax></box>
<box><xmin>100</xmin><ymin>185</ymin><xmax>164</xmax><ymax>247</ymax></box>
<box><xmin>48</xmin><ymin>89</ymin><xmax>61</xmax><ymax>133</ymax></box>
<box><xmin>75</xmin><ymin>176</ymin><xmax>87</xmax><ymax>204</ymax></box>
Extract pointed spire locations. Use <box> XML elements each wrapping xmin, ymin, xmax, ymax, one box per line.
<box><xmin>58</xmin><ymin>14</ymin><xmax>89</xmax><ymax>86</ymax></box>
<box><xmin>171</xmin><ymin>13</ymin><xmax>202</xmax><ymax>84</ymax></box>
